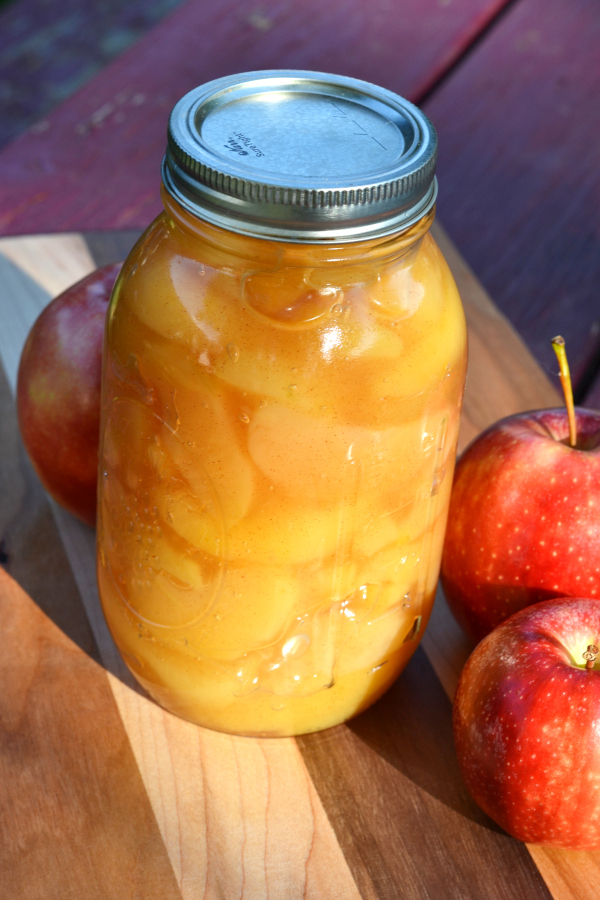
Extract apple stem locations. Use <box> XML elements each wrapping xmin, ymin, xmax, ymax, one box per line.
<box><xmin>583</xmin><ymin>645</ymin><xmax>599</xmax><ymax>670</ymax></box>
<box><xmin>551</xmin><ymin>336</ymin><xmax>577</xmax><ymax>448</ymax></box>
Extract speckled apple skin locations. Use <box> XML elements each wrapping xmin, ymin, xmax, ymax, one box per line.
<box><xmin>17</xmin><ymin>263</ymin><xmax>121</xmax><ymax>527</ymax></box>
<box><xmin>454</xmin><ymin>597</ymin><xmax>600</xmax><ymax>849</ymax></box>
<box><xmin>441</xmin><ymin>409</ymin><xmax>600</xmax><ymax>642</ymax></box>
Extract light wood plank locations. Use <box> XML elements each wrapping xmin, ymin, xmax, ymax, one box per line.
<box><xmin>0</xmin><ymin>233</ymin><xmax>96</xmax><ymax>295</ymax></box>
<box><xmin>527</xmin><ymin>847</ymin><xmax>600</xmax><ymax>900</ymax></box>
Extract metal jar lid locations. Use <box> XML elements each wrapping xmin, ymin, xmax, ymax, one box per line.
<box><xmin>163</xmin><ymin>70</ymin><xmax>437</xmax><ymax>243</ymax></box>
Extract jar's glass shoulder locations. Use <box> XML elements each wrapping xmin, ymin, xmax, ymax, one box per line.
<box><xmin>107</xmin><ymin>220</ymin><xmax>466</xmax><ymax>432</ymax></box>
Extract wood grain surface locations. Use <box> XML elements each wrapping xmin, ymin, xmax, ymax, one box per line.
<box><xmin>584</xmin><ymin>368</ymin><xmax>600</xmax><ymax>415</ymax></box>
<box><xmin>424</xmin><ymin>0</ymin><xmax>600</xmax><ymax>400</ymax></box>
<box><xmin>298</xmin><ymin>648</ymin><xmax>552</xmax><ymax>900</ymax></box>
<box><xmin>0</xmin><ymin>0</ymin><xmax>513</xmax><ymax>236</ymax></box>
<box><xmin>0</xmin><ymin>356</ymin><xmax>182</xmax><ymax>898</ymax></box>
<box><xmin>0</xmin><ymin>573</ymin><xmax>183</xmax><ymax>900</ymax></box>
<box><xmin>0</xmin><ymin>226</ymin><xmax>595</xmax><ymax>898</ymax></box>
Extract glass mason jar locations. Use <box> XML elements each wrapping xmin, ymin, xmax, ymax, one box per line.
<box><xmin>97</xmin><ymin>71</ymin><xmax>467</xmax><ymax>736</ymax></box>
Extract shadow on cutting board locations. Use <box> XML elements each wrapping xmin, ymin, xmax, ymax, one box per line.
<box><xmin>349</xmin><ymin>647</ymin><xmax>504</xmax><ymax>829</ymax></box>
<box><xmin>0</xmin><ymin>358</ymin><xmax>105</xmax><ymax>664</ymax></box>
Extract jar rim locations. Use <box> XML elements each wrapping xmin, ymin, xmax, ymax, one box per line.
<box><xmin>161</xmin><ymin>185</ymin><xmax>436</xmax><ymax>263</ymax></box>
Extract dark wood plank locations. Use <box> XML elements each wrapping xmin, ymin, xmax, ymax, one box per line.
<box><xmin>0</xmin><ymin>0</ymin><xmax>512</xmax><ymax>235</ymax></box>
<box><xmin>423</xmin><ymin>0</ymin><xmax>600</xmax><ymax>396</ymax></box>
<box><xmin>298</xmin><ymin>647</ymin><xmax>553</xmax><ymax>900</ymax></box>
<box><xmin>581</xmin><ymin>363</ymin><xmax>600</xmax><ymax>412</ymax></box>
<box><xmin>0</xmin><ymin>0</ymin><xmax>186</xmax><ymax>152</ymax></box>
<box><xmin>0</xmin><ymin>357</ymin><xmax>182</xmax><ymax>899</ymax></box>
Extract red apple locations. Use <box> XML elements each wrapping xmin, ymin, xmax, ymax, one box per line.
<box><xmin>17</xmin><ymin>262</ymin><xmax>121</xmax><ymax>526</ymax></box>
<box><xmin>454</xmin><ymin>597</ymin><xmax>600</xmax><ymax>849</ymax></box>
<box><xmin>441</xmin><ymin>406</ymin><xmax>600</xmax><ymax>642</ymax></box>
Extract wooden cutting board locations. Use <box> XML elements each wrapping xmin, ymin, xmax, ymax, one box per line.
<box><xmin>0</xmin><ymin>225</ymin><xmax>594</xmax><ymax>899</ymax></box>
